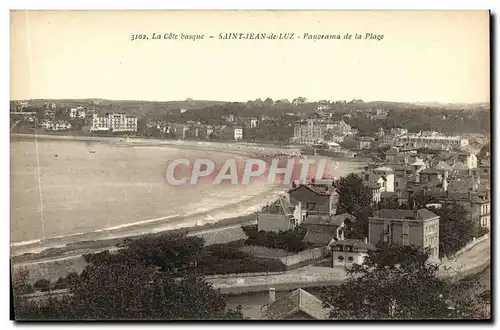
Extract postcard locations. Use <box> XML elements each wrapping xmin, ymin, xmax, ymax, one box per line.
<box><xmin>10</xmin><ymin>10</ymin><xmax>491</xmax><ymax>321</ymax></box>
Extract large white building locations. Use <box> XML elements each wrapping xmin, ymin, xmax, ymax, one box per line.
<box><xmin>234</xmin><ymin>127</ymin><xmax>243</xmax><ymax>140</ymax></box>
<box><xmin>397</xmin><ymin>132</ymin><xmax>469</xmax><ymax>149</ymax></box>
<box><xmin>89</xmin><ymin>113</ymin><xmax>138</xmax><ymax>132</ymax></box>
<box><xmin>293</xmin><ymin>119</ymin><xmax>325</xmax><ymax>144</ymax></box>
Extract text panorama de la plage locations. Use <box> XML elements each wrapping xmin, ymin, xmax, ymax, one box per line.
<box><xmin>130</xmin><ymin>32</ymin><xmax>384</xmax><ymax>41</ymax></box>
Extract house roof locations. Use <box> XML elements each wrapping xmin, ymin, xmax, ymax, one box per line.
<box><xmin>261</xmin><ymin>197</ymin><xmax>295</xmax><ymax>215</ymax></box>
<box><xmin>303</xmin><ymin>213</ymin><xmax>355</xmax><ymax>226</ymax></box>
<box><xmin>390</xmin><ymin>164</ymin><xmax>414</xmax><ymax>172</ymax></box>
<box><xmin>411</xmin><ymin>158</ymin><xmax>427</xmax><ymax>166</ymax></box>
<box><xmin>442</xmin><ymin>192</ymin><xmax>489</xmax><ymax>203</ymax></box>
<box><xmin>288</xmin><ymin>184</ymin><xmax>332</xmax><ymax>196</ymax></box>
<box><xmin>373</xmin><ymin>166</ymin><xmax>394</xmax><ymax>173</ymax></box>
<box><xmin>419</xmin><ymin>168</ymin><xmax>439</xmax><ymax>175</ymax></box>
<box><xmin>263</xmin><ymin>289</ymin><xmax>330</xmax><ymax>320</ymax></box>
<box><xmin>374</xmin><ymin>208</ymin><xmax>439</xmax><ymax>221</ymax></box>
<box><xmin>302</xmin><ymin>232</ymin><xmax>336</xmax><ymax>246</ymax></box>
<box><xmin>447</xmin><ymin>179</ymin><xmax>477</xmax><ymax>193</ymax></box>
<box><xmin>385</xmin><ymin>149</ymin><xmax>399</xmax><ymax>155</ymax></box>
<box><xmin>435</xmin><ymin>162</ymin><xmax>454</xmax><ymax>172</ymax></box>
<box><xmin>330</xmin><ymin>239</ymin><xmax>377</xmax><ymax>251</ymax></box>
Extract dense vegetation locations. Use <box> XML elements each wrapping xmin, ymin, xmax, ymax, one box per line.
<box><xmin>13</xmin><ymin>234</ymin><xmax>256</xmax><ymax>320</ymax></box>
<box><xmin>320</xmin><ymin>245</ymin><xmax>489</xmax><ymax>319</ymax></box>
<box><xmin>12</xmin><ymin>99</ymin><xmax>490</xmax><ymax>140</ymax></box>
<box><xmin>333</xmin><ymin>173</ymin><xmax>374</xmax><ymax>239</ymax></box>
<box><xmin>13</xmin><ymin>261</ymin><xmax>244</xmax><ymax>320</ymax></box>
<box><xmin>241</xmin><ymin>225</ymin><xmax>307</xmax><ymax>252</ymax></box>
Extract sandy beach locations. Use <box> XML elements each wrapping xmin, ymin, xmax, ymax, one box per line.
<box><xmin>11</xmin><ymin>134</ymin><xmax>294</xmax><ymax>256</ymax></box>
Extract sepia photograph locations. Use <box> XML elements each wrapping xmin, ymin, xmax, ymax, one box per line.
<box><xmin>9</xmin><ymin>10</ymin><xmax>491</xmax><ymax>321</ymax></box>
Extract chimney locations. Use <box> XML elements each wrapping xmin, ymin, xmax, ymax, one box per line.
<box><xmin>413</xmin><ymin>208</ymin><xmax>419</xmax><ymax>220</ymax></box>
<box><xmin>442</xmin><ymin>177</ymin><xmax>448</xmax><ymax>192</ymax></box>
<box><xmin>268</xmin><ymin>288</ymin><xmax>276</xmax><ymax>304</ymax></box>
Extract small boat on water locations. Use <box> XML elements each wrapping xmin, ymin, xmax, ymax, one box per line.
<box><xmin>89</xmin><ymin>150</ymin><xmax>96</xmax><ymax>154</ymax></box>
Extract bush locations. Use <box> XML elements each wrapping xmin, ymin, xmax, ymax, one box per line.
<box><xmin>242</xmin><ymin>225</ymin><xmax>306</xmax><ymax>252</ymax></box>
<box><xmin>197</xmin><ymin>242</ymin><xmax>285</xmax><ymax>275</ymax></box>
<box><xmin>473</xmin><ymin>226</ymin><xmax>490</xmax><ymax>238</ymax></box>
<box><xmin>52</xmin><ymin>272</ymin><xmax>80</xmax><ymax>290</ymax></box>
<box><xmin>199</xmin><ymin>256</ymin><xmax>285</xmax><ymax>275</ymax></box>
<box><xmin>33</xmin><ymin>279</ymin><xmax>51</xmax><ymax>292</ymax></box>
<box><xmin>206</xmin><ymin>244</ymin><xmax>247</xmax><ymax>260</ymax></box>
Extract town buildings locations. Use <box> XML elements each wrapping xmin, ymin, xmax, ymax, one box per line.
<box><xmin>40</xmin><ymin>120</ymin><xmax>72</xmax><ymax>131</ymax></box>
<box><xmin>369</xmin><ymin>208</ymin><xmax>440</xmax><ymax>259</ymax></box>
<box><xmin>357</xmin><ymin>136</ymin><xmax>374</xmax><ymax>150</ymax></box>
<box><xmin>261</xmin><ymin>288</ymin><xmax>330</xmax><ymax>320</ymax></box>
<box><xmin>257</xmin><ymin>197</ymin><xmax>306</xmax><ymax>232</ymax></box>
<box><xmin>234</xmin><ymin>126</ymin><xmax>243</xmax><ymax>140</ymax></box>
<box><xmin>89</xmin><ymin>113</ymin><xmax>138</xmax><ymax>132</ymax></box>
<box><xmin>330</xmin><ymin>238</ymin><xmax>376</xmax><ymax>268</ymax></box>
<box><xmin>293</xmin><ymin>119</ymin><xmax>325</xmax><ymax>144</ymax></box>
<box><xmin>397</xmin><ymin>131</ymin><xmax>469</xmax><ymax>149</ymax></box>
<box><xmin>292</xmin><ymin>118</ymin><xmax>355</xmax><ymax>145</ymax></box>
<box><xmin>220</xmin><ymin>126</ymin><xmax>244</xmax><ymax>141</ymax></box>
<box><xmin>249</xmin><ymin>117</ymin><xmax>260</xmax><ymax>128</ymax></box>
<box><xmin>69</xmin><ymin>106</ymin><xmax>87</xmax><ymax>119</ymax></box>
<box><xmin>288</xmin><ymin>183</ymin><xmax>339</xmax><ymax>216</ymax></box>
<box><xmin>362</xmin><ymin>166</ymin><xmax>395</xmax><ymax>203</ymax></box>
<box><xmin>302</xmin><ymin>213</ymin><xmax>356</xmax><ymax>248</ymax></box>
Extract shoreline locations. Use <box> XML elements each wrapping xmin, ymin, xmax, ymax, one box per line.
<box><xmin>11</xmin><ymin>213</ymin><xmax>257</xmax><ymax>266</ymax></box>
<box><xmin>10</xmin><ymin>133</ymin><xmax>290</xmax><ymax>259</ymax></box>
<box><xmin>10</xmin><ymin>133</ymin><xmax>365</xmax><ymax>263</ymax></box>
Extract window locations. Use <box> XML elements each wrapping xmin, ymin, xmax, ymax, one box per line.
<box><xmin>395</xmin><ymin>182</ymin><xmax>399</xmax><ymax>188</ymax></box>
<box><xmin>384</xmin><ymin>221</ymin><xmax>391</xmax><ymax>234</ymax></box>
<box><xmin>402</xmin><ymin>235</ymin><xmax>409</xmax><ymax>246</ymax></box>
<box><xmin>338</xmin><ymin>256</ymin><xmax>344</xmax><ymax>261</ymax></box>
<box><xmin>347</xmin><ymin>256</ymin><xmax>354</xmax><ymax>263</ymax></box>
<box><xmin>402</xmin><ymin>222</ymin><xmax>409</xmax><ymax>235</ymax></box>
<box><xmin>307</xmin><ymin>202</ymin><xmax>316</xmax><ymax>211</ymax></box>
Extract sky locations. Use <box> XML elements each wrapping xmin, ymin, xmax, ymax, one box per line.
<box><xmin>10</xmin><ymin>10</ymin><xmax>490</xmax><ymax>103</ymax></box>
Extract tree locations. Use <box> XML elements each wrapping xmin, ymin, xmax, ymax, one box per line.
<box><xmin>263</xmin><ymin>98</ymin><xmax>274</xmax><ymax>107</ymax></box>
<box><xmin>33</xmin><ymin>279</ymin><xmax>52</xmax><ymax>292</ymax></box>
<box><xmin>429</xmin><ymin>204</ymin><xmax>474</xmax><ymax>258</ymax></box>
<box><xmin>478</xmin><ymin>144</ymin><xmax>490</xmax><ymax>159</ymax></box>
<box><xmin>241</xmin><ymin>224</ymin><xmax>307</xmax><ymax>253</ymax></box>
<box><xmin>12</xmin><ymin>268</ymin><xmax>34</xmax><ymax>296</ymax></box>
<box><xmin>292</xmin><ymin>97</ymin><xmax>307</xmax><ymax>105</ymax></box>
<box><xmin>334</xmin><ymin>173</ymin><xmax>373</xmax><ymax>238</ymax></box>
<box><xmin>411</xmin><ymin>189</ymin><xmax>435</xmax><ymax>209</ymax></box>
<box><xmin>378</xmin><ymin>198</ymin><xmax>401</xmax><ymax>210</ymax></box>
<box><xmin>320</xmin><ymin>245</ymin><xmax>481</xmax><ymax>319</ymax></box>
<box><xmin>119</xmin><ymin>233</ymin><xmax>205</xmax><ymax>273</ymax></box>
<box><xmin>15</xmin><ymin>251</ymin><xmax>244</xmax><ymax>320</ymax></box>
<box><xmin>75</xmin><ymin>253</ymin><xmax>243</xmax><ymax>320</ymax></box>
